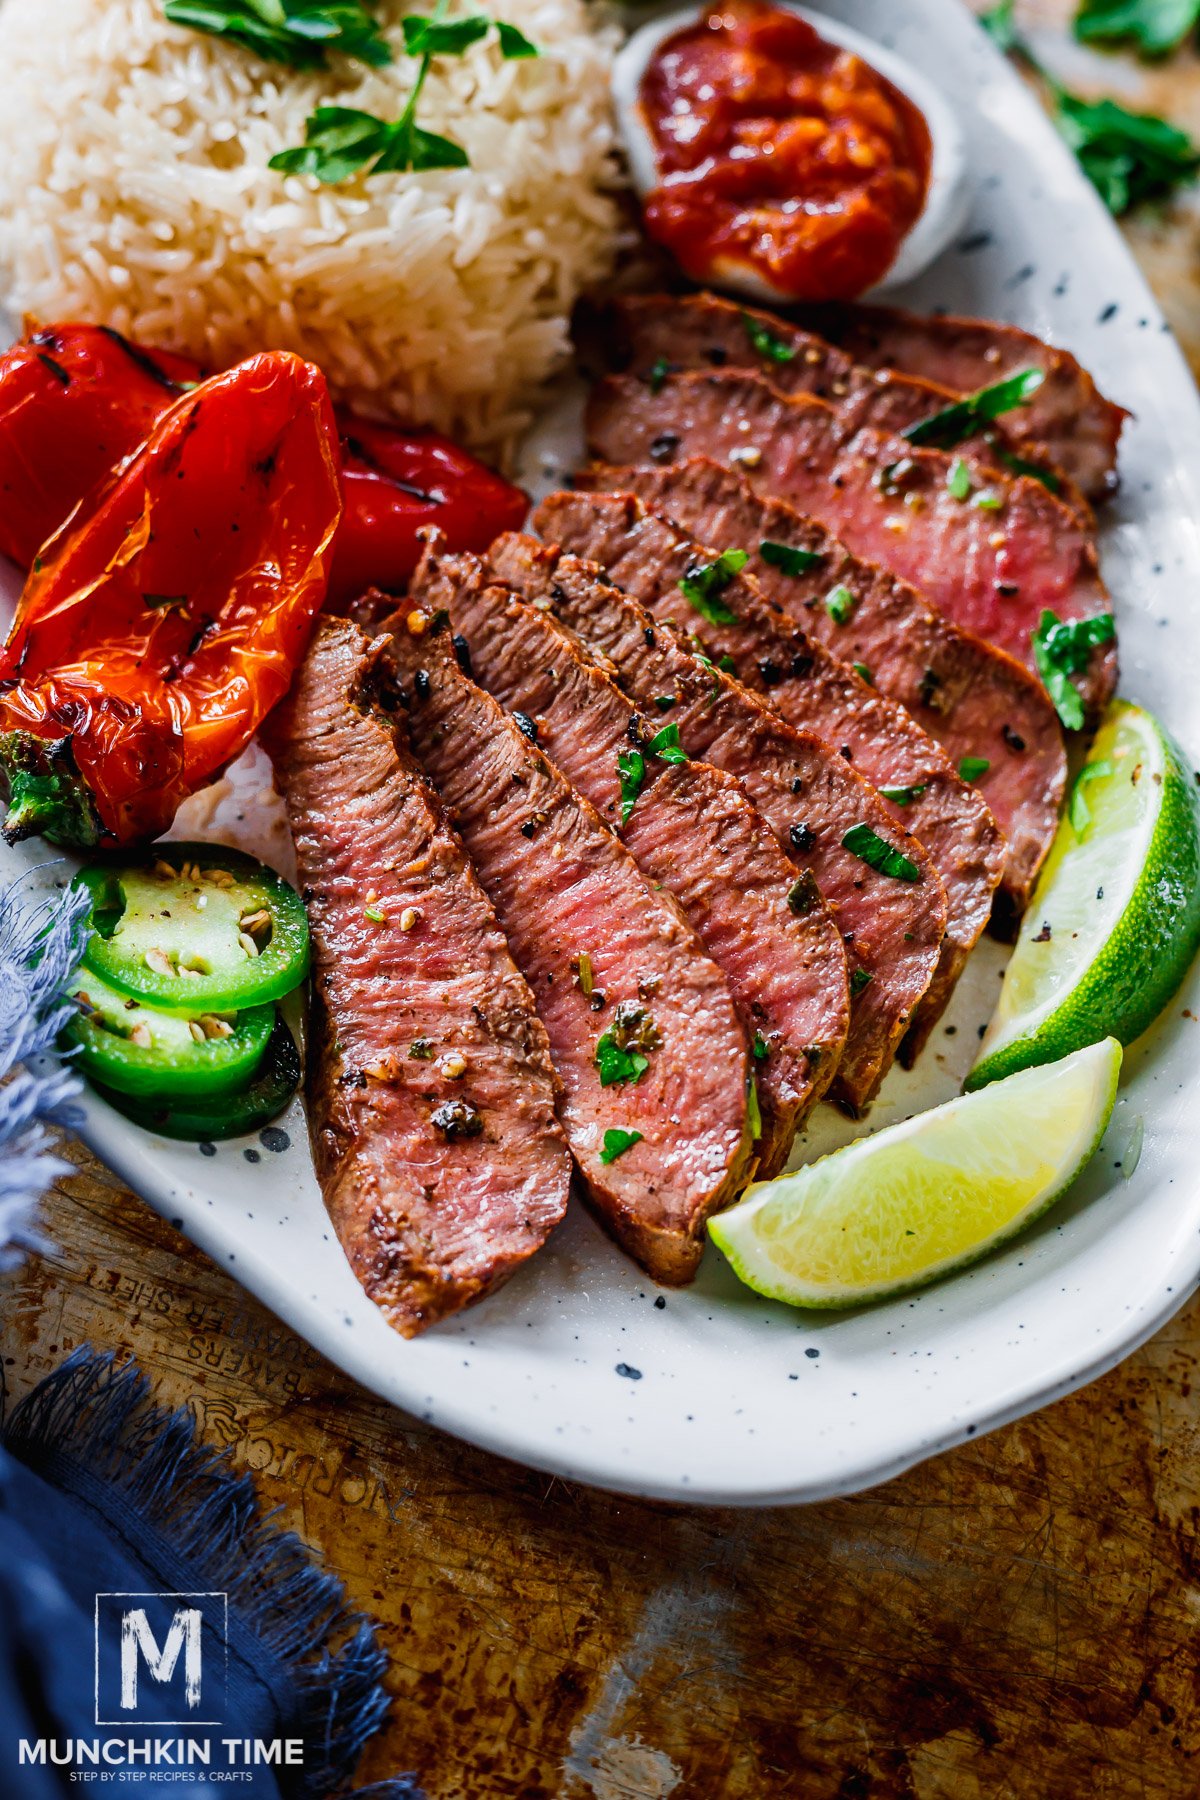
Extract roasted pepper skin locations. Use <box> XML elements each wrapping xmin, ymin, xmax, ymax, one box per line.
<box><xmin>0</xmin><ymin>324</ymin><xmax>204</xmax><ymax>568</ymax></box>
<box><xmin>328</xmin><ymin>409</ymin><xmax>528</xmax><ymax>605</ymax></box>
<box><xmin>0</xmin><ymin>351</ymin><xmax>342</xmax><ymax>848</ymax></box>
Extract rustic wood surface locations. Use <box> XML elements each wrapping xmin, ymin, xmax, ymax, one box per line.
<box><xmin>4</xmin><ymin>6</ymin><xmax>1200</xmax><ymax>1795</ymax></box>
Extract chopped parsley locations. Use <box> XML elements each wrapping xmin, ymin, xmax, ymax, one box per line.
<box><xmin>364</xmin><ymin>904</ymin><xmax>386</xmax><ymax>923</ymax></box>
<box><xmin>983</xmin><ymin>1</ymin><xmax>1200</xmax><ymax>213</ymax></box>
<box><xmin>652</xmin><ymin>694</ymin><xmax>677</xmax><ymax>712</ymax></box>
<box><xmin>646</xmin><ymin>356</ymin><xmax>671</xmax><ymax>395</ymax></box>
<box><xmin>852</xmin><ymin>662</ymin><xmax>873</xmax><ymax>685</ymax></box>
<box><xmin>679</xmin><ymin>549</ymin><xmax>749</xmax><ymax>625</ymax></box>
<box><xmin>849</xmin><ymin>967</ymin><xmax>873</xmax><ymax>997</ymax></box>
<box><xmin>268</xmin><ymin>4</ymin><xmax>538</xmax><ymax>181</ymax></box>
<box><xmin>649</xmin><ymin>723</ymin><xmax>688</xmax><ymax>765</ymax></box>
<box><xmin>786</xmin><ymin>871</ymin><xmax>821</xmax><ymax>915</ymax></box>
<box><xmin>617</xmin><ymin>748</ymin><xmax>645</xmax><ymax>826</ymax></box>
<box><xmin>842</xmin><ymin>823</ymin><xmax>921</xmax><ymax>882</ymax></box>
<box><xmin>1069</xmin><ymin>758</ymin><xmax>1116</xmax><ymax>836</ymax></box>
<box><xmin>746</xmin><ymin>1077</ymin><xmax>762</xmax><ymax>1141</ymax></box>
<box><xmin>1075</xmin><ymin>0</ymin><xmax>1200</xmax><ymax>60</ymax></box>
<box><xmin>164</xmin><ymin>0</ymin><xmax>392</xmax><ymax>69</ymax></box>
<box><xmin>1031</xmin><ymin>609</ymin><xmax>1116</xmax><ymax>730</ymax></box>
<box><xmin>824</xmin><ymin>584</ymin><xmax>856</xmax><ymax>625</ymax></box>
<box><xmin>600</xmin><ymin>1126</ymin><xmax>643</xmax><ymax>1164</ymax></box>
<box><xmin>759</xmin><ymin>540</ymin><xmax>822</xmax><ymax>577</ymax></box>
<box><xmin>946</xmin><ymin>457</ymin><xmax>973</xmax><ymax>501</ymax></box>
<box><xmin>903</xmin><ymin>369</ymin><xmax>1046</xmax><ymax>451</ymax></box>
<box><xmin>973</xmin><ymin>490</ymin><xmax>1004</xmax><ymax>512</ymax></box>
<box><xmin>595</xmin><ymin>1034</ymin><xmax>649</xmax><ymax>1088</ymax></box>
<box><xmin>741</xmin><ymin>313</ymin><xmax>797</xmax><ymax>363</ymax></box>
<box><xmin>958</xmin><ymin>756</ymin><xmax>991</xmax><ymax>782</ymax></box>
<box><xmin>879</xmin><ymin>784</ymin><xmax>926</xmax><ymax>806</ymax></box>
<box><xmin>992</xmin><ymin>443</ymin><xmax>1063</xmax><ymax>495</ymax></box>
<box><xmin>752</xmin><ymin>1031</ymin><xmax>771</xmax><ymax>1061</ymax></box>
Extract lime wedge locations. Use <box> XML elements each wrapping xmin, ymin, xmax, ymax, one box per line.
<box><xmin>708</xmin><ymin>1039</ymin><xmax>1121</xmax><ymax>1308</ymax></box>
<box><xmin>969</xmin><ymin>699</ymin><xmax>1200</xmax><ymax>1090</ymax></box>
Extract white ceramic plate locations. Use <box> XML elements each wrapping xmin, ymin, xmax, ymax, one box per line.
<box><xmin>6</xmin><ymin>0</ymin><xmax>1200</xmax><ymax>1505</ymax></box>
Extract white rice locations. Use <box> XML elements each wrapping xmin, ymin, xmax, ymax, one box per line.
<box><xmin>0</xmin><ymin>0</ymin><xmax>623</xmax><ymax>454</ymax></box>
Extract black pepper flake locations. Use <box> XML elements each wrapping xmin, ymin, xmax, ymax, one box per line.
<box><xmin>758</xmin><ymin>658</ymin><xmax>783</xmax><ymax>687</ymax></box>
<box><xmin>791</xmin><ymin>778</ymin><xmax>803</xmax><ymax>796</ymax></box>
<box><xmin>1033</xmin><ymin>921</ymin><xmax>1052</xmax><ymax>942</ymax></box>
<box><xmin>840</xmin><ymin>746</ymin><xmax>853</xmax><ymax>761</ymax></box>
<box><xmin>703</xmin><ymin>346</ymin><xmax>728</xmax><ymax>366</ymax></box>
<box><xmin>649</xmin><ymin>432</ymin><xmax>680</xmax><ymax>464</ymax></box>
<box><xmin>997</xmin><ymin>582</ymin><xmax>1020</xmax><ymax>597</ymax></box>
<box><xmin>431</xmin><ymin>1099</ymin><xmax>483</xmax><ymax>1141</ymax></box>
<box><xmin>414</xmin><ymin>669</ymin><xmax>431</xmax><ymax>701</ymax></box>
<box><xmin>513</xmin><ymin>710</ymin><xmax>538</xmax><ymax>742</ymax></box>
<box><xmin>1002</xmin><ymin>724</ymin><xmax>1026</xmax><ymax>753</ymax></box>
<box><xmin>451</xmin><ymin>633</ymin><xmax>472</xmax><ymax>674</ymax></box>
<box><xmin>790</xmin><ymin>822</ymin><xmax>815</xmax><ymax>852</ymax></box>
<box><xmin>790</xmin><ymin>654</ymin><xmax>814</xmax><ymax>681</ymax></box>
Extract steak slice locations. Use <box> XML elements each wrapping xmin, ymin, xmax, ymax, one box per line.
<box><xmin>262</xmin><ymin>617</ymin><xmax>570</xmax><ymax>1337</ymax></box>
<box><xmin>804</xmin><ymin>301</ymin><xmax>1128</xmax><ymax>503</ymax></box>
<box><xmin>391</xmin><ymin>550</ymin><xmax>755</xmax><ymax>1284</ymax></box>
<box><xmin>587</xmin><ymin>458</ymin><xmax>1067</xmax><ymax>911</ymax></box>
<box><xmin>535</xmin><ymin>487</ymin><xmax>1004</xmax><ymax>1057</ymax></box>
<box><xmin>585</xmin><ymin>370</ymin><xmax>1118</xmax><ymax>718</ymax></box>
<box><xmin>489</xmin><ymin>534</ymin><xmax>949</xmax><ymax>1113</ymax></box>
<box><xmin>578</xmin><ymin>292</ymin><xmax>1086</xmax><ymax>516</ymax></box>
<box><xmin>421</xmin><ymin>552</ymin><xmax>849</xmax><ymax>1173</ymax></box>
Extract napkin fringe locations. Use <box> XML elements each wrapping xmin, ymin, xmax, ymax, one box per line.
<box><xmin>3</xmin><ymin>1347</ymin><xmax>421</xmax><ymax>1800</ymax></box>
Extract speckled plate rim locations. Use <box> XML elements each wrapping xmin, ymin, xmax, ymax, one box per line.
<box><xmin>11</xmin><ymin>0</ymin><xmax>1200</xmax><ymax>1505</ymax></box>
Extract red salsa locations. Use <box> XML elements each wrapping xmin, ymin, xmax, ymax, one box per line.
<box><xmin>638</xmin><ymin>0</ymin><xmax>932</xmax><ymax>301</ymax></box>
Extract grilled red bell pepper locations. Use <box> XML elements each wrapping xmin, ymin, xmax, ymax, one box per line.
<box><xmin>0</xmin><ymin>324</ymin><xmax>204</xmax><ymax>568</ymax></box>
<box><xmin>329</xmin><ymin>409</ymin><xmax>528</xmax><ymax>604</ymax></box>
<box><xmin>0</xmin><ymin>322</ymin><xmax>527</xmax><ymax>600</ymax></box>
<box><xmin>0</xmin><ymin>351</ymin><xmax>341</xmax><ymax>849</ymax></box>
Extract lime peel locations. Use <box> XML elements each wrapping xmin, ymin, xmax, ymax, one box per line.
<box><xmin>708</xmin><ymin>1039</ymin><xmax>1122</xmax><ymax>1309</ymax></box>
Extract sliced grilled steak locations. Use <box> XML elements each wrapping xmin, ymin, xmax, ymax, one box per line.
<box><xmin>421</xmin><ymin>554</ymin><xmax>848</xmax><ymax>1172</ymax></box>
<box><xmin>586</xmin><ymin>458</ymin><xmax>1067</xmax><ymax>910</ymax></box>
<box><xmin>585</xmin><ymin>370</ymin><xmax>1118</xmax><ymax>718</ymax></box>
<box><xmin>535</xmin><ymin>487</ymin><xmax>1003</xmax><ymax>1056</ymax></box>
<box><xmin>262</xmin><ymin>617</ymin><xmax>570</xmax><ymax>1337</ymax></box>
<box><xmin>390</xmin><ymin>554</ymin><xmax>754</xmax><ymax>1284</ymax></box>
<box><xmin>578</xmin><ymin>292</ymin><xmax>1086</xmax><ymax>516</ymax></box>
<box><xmin>804</xmin><ymin>301</ymin><xmax>1127</xmax><ymax>502</ymax></box>
<box><xmin>489</xmin><ymin>534</ymin><xmax>948</xmax><ymax>1113</ymax></box>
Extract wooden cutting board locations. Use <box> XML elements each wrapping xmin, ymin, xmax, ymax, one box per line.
<box><xmin>4</xmin><ymin>6</ymin><xmax>1200</xmax><ymax>1793</ymax></box>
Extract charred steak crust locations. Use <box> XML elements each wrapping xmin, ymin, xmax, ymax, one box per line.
<box><xmin>578</xmin><ymin>293</ymin><xmax>1089</xmax><ymax>520</ymax></box>
<box><xmin>432</xmin><ymin>555</ymin><xmax>850</xmax><ymax>1175</ymax></box>
<box><xmin>583</xmin><ymin>458</ymin><xmax>1068</xmax><ymax>912</ymax></box>
<box><xmin>535</xmin><ymin>487</ymin><xmax>1005</xmax><ymax>1058</ymax></box>
<box><xmin>584</xmin><ymin>371</ymin><xmax>1118</xmax><ymax>719</ymax></box>
<box><xmin>489</xmin><ymin>533</ymin><xmax>949</xmax><ymax>1115</ymax></box>
<box><xmin>261</xmin><ymin>617</ymin><xmax>571</xmax><ymax>1338</ymax></box>
<box><xmin>391</xmin><ymin>545</ymin><xmax>756</xmax><ymax>1285</ymax></box>
<box><xmin>804</xmin><ymin>301</ymin><xmax>1128</xmax><ymax>503</ymax></box>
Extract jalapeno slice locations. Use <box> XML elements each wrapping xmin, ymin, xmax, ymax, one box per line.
<box><xmin>93</xmin><ymin>1015</ymin><xmax>301</xmax><ymax>1141</ymax></box>
<box><xmin>74</xmin><ymin>842</ymin><xmax>310</xmax><ymax>1015</ymax></box>
<box><xmin>63</xmin><ymin>970</ymin><xmax>274</xmax><ymax>1101</ymax></box>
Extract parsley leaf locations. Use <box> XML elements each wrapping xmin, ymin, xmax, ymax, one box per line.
<box><xmin>164</xmin><ymin>0</ymin><xmax>392</xmax><ymax>68</ymax></box>
<box><xmin>496</xmin><ymin>19</ymin><xmax>539</xmax><ymax>57</ymax></box>
<box><xmin>903</xmin><ymin>369</ymin><xmax>1045</xmax><ymax>450</ymax></box>
<box><xmin>741</xmin><ymin>313</ymin><xmax>797</xmax><ymax>363</ymax></box>
<box><xmin>825</xmin><ymin>584</ymin><xmax>856</xmax><ymax>625</ymax></box>
<box><xmin>649</xmin><ymin>723</ymin><xmax>688</xmax><ymax>766</ymax></box>
<box><xmin>752</xmin><ymin>1031</ymin><xmax>771</xmax><ymax>1061</ymax></box>
<box><xmin>1069</xmin><ymin>758</ymin><xmax>1116</xmax><ymax>836</ymax></box>
<box><xmin>679</xmin><ymin>549</ymin><xmax>748</xmax><ymax>625</ymax></box>
<box><xmin>1074</xmin><ymin>0</ymin><xmax>1200</xmax><ymax>58</ymax></box>
<box><xmin>595</xmin><ymin>1034</ymin><xmax>649</xmax><ymax>1088</ymax></box>
<box><xmin>980</xmin><ymin>0</ymin><xmax>1020</xmax><ymax>49</ymax></box>
<box><xmin>617</xmin><ymin>748</ymin><xmax>645</xmax><ymax>826</ymax></box>
<box><xmin>401</xmin><ymin>11</ymin><xmax>489</xmax><ymax>55</ymax></box>
<box><xmin>946</xmin><ymin>456</ymin><xmax>973</xmax><ymax>501</ymax></box>
<box><xmin>600</xmin><ymin>1126</ymin><xmax>643</xmax><ymax>1163</ymax></box>
<box><xmin>841</xmin><ymin>823</ymin><xmax>921</xmax><ymax>882</ymax></box>
<box><xmin>746</xmin><ymin>1076</ymin><xmax>762</xmax><ymax>1142</ymax></box>
<box><xmin>958</xmin><ymin>756</ymin><xmax>991</xmax><ymax>782</ymax></box>
<box><xmin>1056</xmin><ymin>90</ymin><xmax>1200</xmax><ymax>213</ymax></box>
<box><xmin>759</xmin><ymin>540</ymin><xmax>823</xmax><ymax>576</ymax></box>
<box><xmin>849</xmin><ymin>967</ymin><xmax>873</xmax><ymax>997</ymax></box>
<box><xmin>879</xmin><ymin>784</ymin><xmax>926</xmax><ymax>805</ymax></box>
<box><xmin>1031</xmin><ymin>610</ymin><xmax>1116</xmax><ymax>730</ymax></box>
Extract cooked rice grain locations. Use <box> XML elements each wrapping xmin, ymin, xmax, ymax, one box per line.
<box><xmin>0</xmin><ymin>0</ymin><xmax>622</xmax><ymax>454</ymax></box>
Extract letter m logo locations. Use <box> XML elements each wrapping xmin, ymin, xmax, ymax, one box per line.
<box><xmin>95</xmin><ymin>1592</ymin><xmax>227</xmax><ymax>1725</ymax></box>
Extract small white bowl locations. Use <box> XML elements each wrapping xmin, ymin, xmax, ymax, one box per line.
<box><xmin>611</xmin><ymin>2</ymin><xmax>971</xmax><ymax>303</ymax></box>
